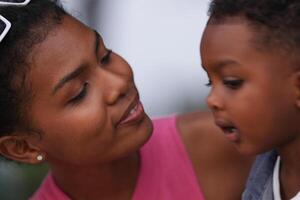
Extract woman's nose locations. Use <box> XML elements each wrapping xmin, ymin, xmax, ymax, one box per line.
<box><xmin>102</xmin><ymin>70</ymin><xmax>131</xmax><ymax>105</ymax></box>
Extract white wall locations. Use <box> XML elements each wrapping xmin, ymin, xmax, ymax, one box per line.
<box><xmin>62</xmin><ymin>0</ymin><xmax>211</xmax><ymax>117</ymax></box>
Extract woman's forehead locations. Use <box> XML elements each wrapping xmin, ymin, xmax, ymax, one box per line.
<box><xmin>31</xmin><ymin>17</ymin><xmax>92</xmax><ymax>67</ymax></box>
<box><xmin>26</xmin><ymin>16</ymin><xmax>96</xmax><ymax>93</ymax></box>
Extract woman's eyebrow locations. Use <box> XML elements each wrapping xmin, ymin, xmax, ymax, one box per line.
<box><xmin>52</xmin><ymin>30</ymin><xmax>99</xmax><ymax>95</ymax></box>
<box><xmin>94</xmin><ymin>30</ymin><xmax>100</xmax><ymax>55</ymax></box>
<box><xmin>52</xmin><ymin>65</ymin><xmax>86</xmax><ymax>95</ymax></box>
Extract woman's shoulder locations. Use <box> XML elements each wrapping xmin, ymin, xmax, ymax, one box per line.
<box><xmin>176</xmin><ymin>111</ymin><xmax>251</xmax><ymax>161</ymax></box>
<box><xmin>30</xmin><ymin>173</ymin><xmax>71</xmax><ymax>200</ymax></box>
<box><xmin>177</xmin><ymin>111</ymin><xmax>227</xmax><ymax>154</ymax></box>
<box><xmin>176</xmin><ymin>111</ymin><xmax>254</xmax><ymax>200</ymax></box>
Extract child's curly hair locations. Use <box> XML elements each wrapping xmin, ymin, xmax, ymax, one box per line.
<box><xmin>208</xmin><ymin>0</ymin><xmax>300</xmax><ymax>58</ymax></box>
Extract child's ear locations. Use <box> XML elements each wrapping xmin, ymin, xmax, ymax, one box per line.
<box><xmin>0</xmin><ymin>133</ymin><xmax>44</xmax><ymax>164</ymax></box>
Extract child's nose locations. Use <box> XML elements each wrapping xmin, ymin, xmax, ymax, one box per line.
<box><xmin>206</xmin><ymin>89</ymin><xmax>223</xmax><ymax>111</ymax></box>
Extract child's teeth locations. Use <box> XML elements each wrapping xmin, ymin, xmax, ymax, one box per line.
<box><xmin>230</xmin><ymin>128</ymin><xmax>236</xmax><ymax>133</ymax></box>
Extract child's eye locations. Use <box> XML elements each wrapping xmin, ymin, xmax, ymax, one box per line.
<box><xmin>100</xmin><ymin>49</ymin><xmax>112</xmax><ymax>65</ymax></box>
<box><xmin>223</xmin><ymin>78</ymin><xmax>244</xmax><ymax>89</ymax></box>
<box><xmin>204</xmin><ymin>73</ymin><xmax>212</xmax><ymax>87</ymax></box>
<box><xmin>205</xmin><ymin>79</ymin><xmax>212</xmax><ymax>87</ymax></box>
<box><xmin>69</xmin><ymin>82</ymin><xmax>89</xmax><ymax>105</ymax></box>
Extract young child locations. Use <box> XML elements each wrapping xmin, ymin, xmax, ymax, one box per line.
<box><xmin>0</xmin><ymin>0</ymin><xmax>252</xmax><ymax>199</ymax></box>
<box><xmin>201</xmin><ymin>0</ymin><xmax>300</xmax><ymax>199</ymax></box>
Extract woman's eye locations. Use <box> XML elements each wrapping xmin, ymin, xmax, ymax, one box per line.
<box><xmin>69</xmin><ymin>82</ymin><xmax>89</xmax><ymax>105</ymax></box>
<box><xmin>100</xmin><ymin>49</ymin><xmax>112</xmax><ymax>64</ymax></box>
<box><xmin>223</xmin><ymin>78</ymin><xmax>244</xmax><ymax>89</ymax></box>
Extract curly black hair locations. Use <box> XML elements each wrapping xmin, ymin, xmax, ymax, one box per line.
<box><xmin>0</xmin><ymin>0</ymin><xmax>66</xmax><ymax>136</ymax></box>
<box><xmin>208</xmin><ymin>0</ymin><xmax>300</xmax><ymax>57</ymax></box>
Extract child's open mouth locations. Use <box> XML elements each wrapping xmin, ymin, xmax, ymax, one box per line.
<box><xmin>215</xmin><ymin>120</ymin><xmax>240</xmax><ymax>142</ymax></box>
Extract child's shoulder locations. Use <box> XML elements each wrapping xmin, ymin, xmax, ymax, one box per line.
<box><xmin>242</xmin><ymin>151</ymin><xmax>278</xmax><ymax>200</ymax></box>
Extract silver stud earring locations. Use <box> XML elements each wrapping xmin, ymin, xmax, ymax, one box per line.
<box><xmin>37</xmin><ymin>155</ymin><xmax>43</xmax><ymax>161</ymax></box>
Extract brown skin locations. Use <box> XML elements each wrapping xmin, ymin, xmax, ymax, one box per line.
<box><xmin>0</xmin><ymin>15</ymin><xmax>253</xmax><ymax>200</ymax></box>
<box><xmin>178</xmin><ymin>111</ymin><xmax>253</xmax><ymax>200</ymax></box>
<box><xmin>201</xmin><ymin>16</ymin><xmax>300</xmax><ymax>199</ymax></box>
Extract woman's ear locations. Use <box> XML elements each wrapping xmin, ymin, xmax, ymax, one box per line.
<box><xmin>0</xmin><ymin>133</ymin><xmax>44</xmax><ymax>164</ymax></box>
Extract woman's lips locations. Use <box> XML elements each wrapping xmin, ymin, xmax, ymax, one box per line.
<box><xmin>118</xmin><ymin>101</ymin><xmax>145</xmax><ymax>126</ymax></box>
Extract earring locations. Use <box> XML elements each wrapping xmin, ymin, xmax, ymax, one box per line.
<box><xmin>37</xmin><ymin>155</ymin><xmax>43</xmax><ymax>161</ymax></box>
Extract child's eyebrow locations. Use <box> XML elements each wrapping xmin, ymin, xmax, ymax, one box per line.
<box><xmin>211</xmin><ymin>59</ymin><xmax>240</xmax><ymax>72</ymax></box>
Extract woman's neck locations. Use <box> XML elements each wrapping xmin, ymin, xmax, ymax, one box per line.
<box><xmin>49</xmin><ymin>152</ymin><xmax>140</xmax><ymax>200</ymax></box>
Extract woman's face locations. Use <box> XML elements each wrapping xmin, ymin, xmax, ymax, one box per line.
<box><xmin>24</xmin><ymin>15</ymin><xmax>153</xmax><ymax>166</ymax></box>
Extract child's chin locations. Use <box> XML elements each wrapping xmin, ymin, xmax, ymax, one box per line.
<box><xmin>235</xmin><ymin>143</ymin><xmax>268</xmax><ymax>156</ymax></box>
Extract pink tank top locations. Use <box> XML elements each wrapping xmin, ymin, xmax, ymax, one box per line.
<box><xmin>31</xmin><ymin>116</ymin><xmax>205</xmax><ymax>200</ymax></box>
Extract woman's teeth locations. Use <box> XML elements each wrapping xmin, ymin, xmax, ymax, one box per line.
<box><xmin>129</xmin><ymin>104</ymin><xmax>138</xmax><ymax>115</ymax></box>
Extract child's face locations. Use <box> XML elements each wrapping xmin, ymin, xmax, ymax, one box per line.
<box><xmin>200</xmin><ymin>17</ymin><xmax>300</xmax><ymax>155</ymax></box>
<box><xmin>22</xmin><ymin>15</ymin><xmax>153</xmax><ymax>165</ymax></box>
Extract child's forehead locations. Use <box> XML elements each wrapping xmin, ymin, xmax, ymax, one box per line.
<box><xmin>209</xmin><ymin>15</ymin><xmax>300</xmax><ymax>61</ymax></box>
<box><xmin>201</xmin><ymin>19</ymin><xmax>296</xmax><ymax>74</ymax></box>
<box><xmin>206</xmin><ymin>16</ymin><xmax>294</xmax><ymax>59</ymax></box>
<box><xmin>202</xmin><ymin>19</ymin><xmax>257</xmax><ymax>55</ymax></box>
<box><xmin>206</xmin><ymin>16</ymin><xmax>257</xmax><ymax>43</ymax></box>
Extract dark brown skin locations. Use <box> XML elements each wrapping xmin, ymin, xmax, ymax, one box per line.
<box><xmin>178</xmin><ymin>111</ymin><xmax>254</xmax><ymax>200</ymax></box>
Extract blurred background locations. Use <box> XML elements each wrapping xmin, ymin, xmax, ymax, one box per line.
<box><xmin>0</xmin><ymin>0</ymin><xmax>211</xmax><ymax>199</ymax></box>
